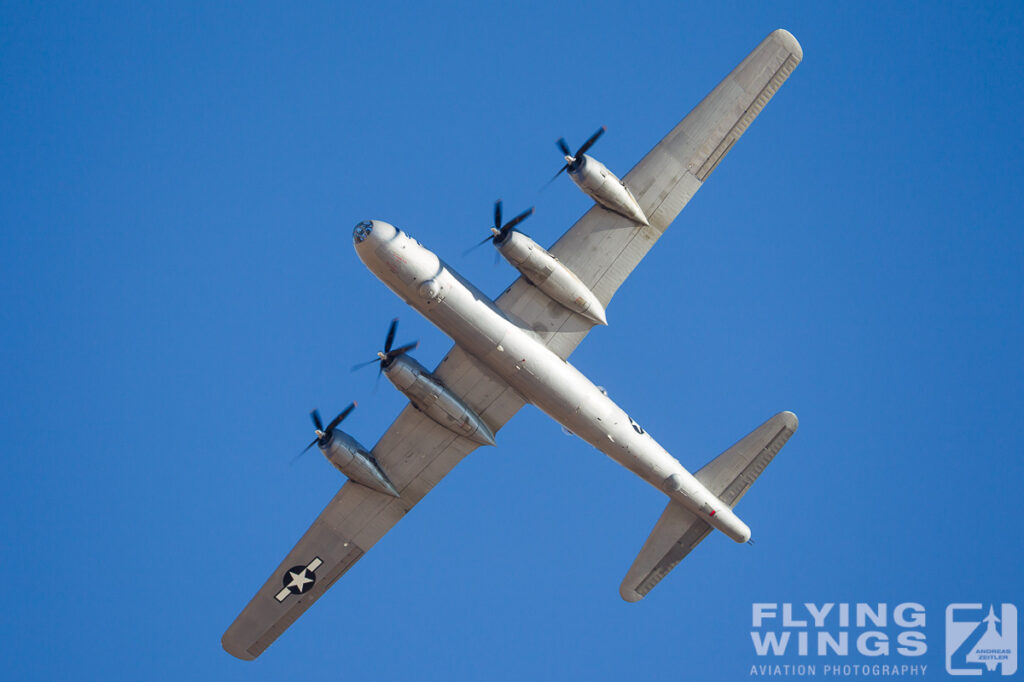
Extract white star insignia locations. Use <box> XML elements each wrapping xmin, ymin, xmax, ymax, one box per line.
<box><xmin>287</xmin><ymin>568</ymin><xmax>313</xmax><ymax>592</ymax></box>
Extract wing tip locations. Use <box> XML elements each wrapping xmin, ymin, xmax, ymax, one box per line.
<box><xmin>769</xmin><ymin>28</ymin><xmax>803</xmax><ymax>63</ymax></box>
<box><xmin>776</xmin><ymin>410</ymin><xmax>799</xmax><ymax>431</ymax></box>
<box><xmin>222</xmin><ymin>631</ymin><xmax>258</xmax><ymax>661</ymax></box>
<box><xmin>619</xmin><ymin>583</ymin><xmax>645</xmax><ymax>603</ymax></box>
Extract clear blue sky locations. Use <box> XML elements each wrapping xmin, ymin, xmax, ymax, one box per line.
<box><xmin>2</xmin><ymin>1</ymin><xmax>1022</xmax><ymax>679</ymax></box>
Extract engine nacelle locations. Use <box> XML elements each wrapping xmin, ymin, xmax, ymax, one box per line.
<box><xmin>568</xmin><ymin>155</ymin><xmax>649</xmax><ymax>226</ymax></box>
<box><xmin>319</xmin><ymin>430</ymin><xmax>398</xmax><ymax>496</ymax></box>
<box><xmin>384</xmin><ymin>354</ymin><xmax>497</xmax><ymax>446</ymax></box>
<box><xmin>495</xmin><ymin>230</ymin><xmax>608</xmax><ymax>325</ymax></box>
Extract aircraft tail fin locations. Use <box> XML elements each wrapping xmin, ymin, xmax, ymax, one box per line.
<box><xmin>619</xmin><ymin>411</ymin><xmax>798</xmax><ymax>602</ymax></box>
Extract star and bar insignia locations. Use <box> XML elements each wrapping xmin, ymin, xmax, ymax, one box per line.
<box><xmin>274</xmin><ymin>557</ymin><xmax>322</xmax><ymax>602</ymax></box>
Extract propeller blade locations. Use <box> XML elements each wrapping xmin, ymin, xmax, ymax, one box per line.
<box><xmin>310</xmin><ymin>409</ymin><xmax>323</xmax><ymax>432</ymax></box>
<box><xmin>388</xmin><ymin>341</ymin><xmax>418</xmax><ymax>359</ymax></box>
<box><xmin>502</xmin><ymin>206</ymin><xmax>534</xmax><ymax>233</ymax></box>
<box><xmin>384</xmin><ymin>318</ymin><xmax>397</xmax><ymax>354</ymax></box>
<box><xmin>325</xmin><ymin>401</ymin><xmax>357</xmax><ymax>433</ymax></box>
<box><xmin>290</xmin><ymin>439</ymin><xmax>319</xmax><ymax>465</ymax></box>
<box><xmin>556</xmin><ymin>137</ymin><xmax>571</xmax><ymax>157</ymax></box>
<box><xmin>351</xmin><ymin>357</ymin><xmax>380</xmax><ymax>371</ymax></box>
<box><xmin>575</xmin><ymin>126</ymin><xmax>605</xmax><ymax>158</ymax></box>
<box><xmin>541</xmin><ymin>165</ymin><xmax>568</xmax><ymax>192</ymax></box>
<box><xmin>462</xmin><ymin>234</ymin><xmax>494</xmax><ymax>256</ymax></box>
<box><xmin>494</xmin><ymin>200</ymin><xmax>502</xmax><ymax>231</ymax></box>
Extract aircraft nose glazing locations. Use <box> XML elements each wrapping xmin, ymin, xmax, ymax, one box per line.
<box><xmin>353</xmin><ymin>220</ymin><xmax>374</xmax><ymax>243</ymax></box>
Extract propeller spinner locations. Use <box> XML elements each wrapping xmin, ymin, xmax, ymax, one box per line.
<box><xmin>351</xmin><ymin>318</ymin><xmax>419</xmax><ymax>376</ymax></box>
<box><xmin>294</xmin><ymin>402</ymin><xmax>356</xmax><ymax>462</ymax></box>
<box><xmin>553</xmin><ymin>126</ymin><xmax>605</xmax><ymax>179</ymax></box>
<box><xmin>467</xmin><ymin>200</ymin><xmax>534</xmax><ymax>254</ymax></box>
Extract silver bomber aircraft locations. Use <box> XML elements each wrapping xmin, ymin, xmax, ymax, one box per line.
<box><xmin>223</xmin><ymin>29</ymin><xmax>803</xmax><ymax>660</ymax></box>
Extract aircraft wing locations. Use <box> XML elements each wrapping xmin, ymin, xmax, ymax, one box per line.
<box><xmin>222</xmin><ymin>345</ymin><xmax>525</xmax><ymax>660</ymax></box>
<box><xmin>496</xmin><ymin>29</ymin><xmax>802</xmax><ymax>359</ymax></box>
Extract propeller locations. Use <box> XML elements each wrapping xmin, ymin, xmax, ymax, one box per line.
<box><xmin>293</xmin><ymin>402</ymin><xmax>356</xmax><ymax>463</ymax></box>
<box><xmin>351</xmin><ymin>318</ymin><xmax>419</xmax><ymax>376</ymax></box>
<box><xmin>552</xmin><ymin>126</ymin><xmax>605</xmax><ymax>180</ymax></box>
<box><xmin>468</xmin><ymin>200</ymin><xmax>533</xmax><ymax>253</ymax></box>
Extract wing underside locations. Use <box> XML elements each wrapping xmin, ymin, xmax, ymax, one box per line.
<box><xmin>222</xmin><ymin>347</ymin><xmax>524</xmax><ymax>660</ymax></box>
<box><xmin>495</xmin><ymin>29</ymin><xmax>803</xmax><ymax>361</ymax></box>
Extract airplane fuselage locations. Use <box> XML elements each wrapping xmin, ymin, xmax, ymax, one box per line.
<box><xmin>353</xmin><ymin>219</ymin><xmax>750</xmax><ymax>543</ymax></box>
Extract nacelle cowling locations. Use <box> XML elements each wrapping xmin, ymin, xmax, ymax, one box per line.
<box><xmin>384</xmin><ymin>354</ymin><xmax>496</xmax><ymax>446</ymax></box>
<box><xmin>568</xmin><ymin>155</ymin><xmax>649</xmax><ymax>226</ymax></box>
<box><xmin>320</xmin><ymin>430</ymin><xmax>399</xmax><ymax>496</ymax></box>
<box><xmin>495</xmin><ymin>230</ymin><xmax>608</xmax><ymax>325</ymax></box>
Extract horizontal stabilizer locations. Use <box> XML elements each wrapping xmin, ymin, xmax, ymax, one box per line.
<box><xmin>620</xmin><ymin>501</ymin><xmax>712</xmax><ymax>602</ymax></box>
<box><xmin>620</xmin><ymin>411</ymin><xmax>798</xmax><ymax>602</ymax></box>
<box><xmin>694</xmin><ymin>411</ymin><xmax>798</xmax><ymax>507</ymax></box>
